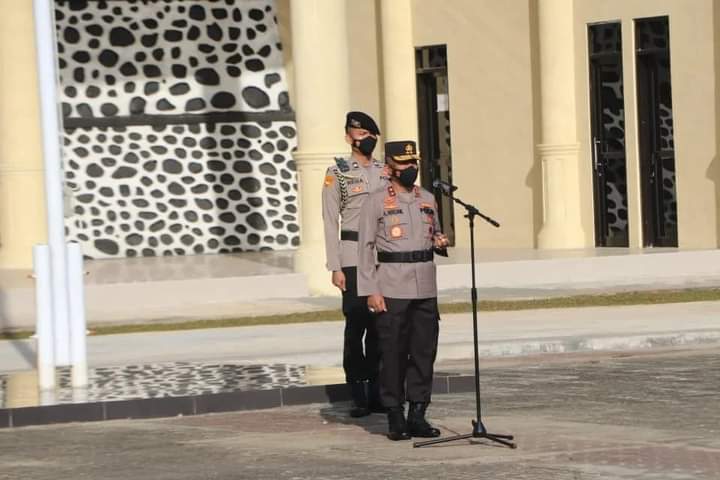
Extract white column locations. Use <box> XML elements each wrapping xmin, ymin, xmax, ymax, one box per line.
<box><xmin>290</xmin><ymin>0</ymin><xmax>351</xmax><ymax>295</ymax></box>
<box><xmin>33</xmin><ymin>245</ymin><xmax>54</xmax><ymax>391</ymax></box>
<box><xmin>536</xmin><ymin>0</ymin><xmax>586</xmax><ymax>248</ymax></box>
<box><xmin>67</xmin><ymin>242</ymin><xmax>88</xmax><ymax>388</ymax></box>
<box><xmin>379</xmin><ymin>0</ymin><xmax>418</xmax><ymax>141</ymax></box>
<box><xmin>33</xmin><ymin>0</ymin><xmax>72</xmax><ymax>364</ymax></box>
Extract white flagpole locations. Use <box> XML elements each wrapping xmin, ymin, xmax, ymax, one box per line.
<box><xmin>32</xmin><ymin>0</ymin><xmax>72</xmax><ymax>366</ymax></box>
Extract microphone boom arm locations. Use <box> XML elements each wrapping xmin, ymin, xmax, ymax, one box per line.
<box><xmin>436</xmin><ymin>187</ymin><xmax>500</xmax><ymax>228</ymax></box>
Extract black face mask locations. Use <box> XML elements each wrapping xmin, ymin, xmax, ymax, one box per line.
<box><xmin>353</xmin><ymin>136</ymin><xmax>377</xmax><ymax>156</ymax></box>
<box><xmin>393</xmin><ymin>166</ymin><xmax>418</xmax><ymax>189</ymax></box>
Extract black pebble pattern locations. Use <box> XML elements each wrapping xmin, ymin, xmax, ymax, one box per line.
<box><xmin>64</xmin><ymin>122</ymin><xmax>299</xmax><ymax>258</ymax></box>
<box><xmin>56</xmin><ymin>0</ymin><xmax>290</xmax><ymax>116</ymax></box>
<box><xmin>55</xmin><ymin>0</ymin><xmax>299</xmax><ymax>258</ymax></box>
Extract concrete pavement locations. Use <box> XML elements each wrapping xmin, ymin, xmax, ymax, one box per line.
<box><xmin>1</xmin><ymin>346</ymin><xmax>718</xmax><ymax>479</ymax></box>
<box><xmin>2</xmin><ymin>300</ymin><xmax>720</xmax><ymax>373</ymax></box>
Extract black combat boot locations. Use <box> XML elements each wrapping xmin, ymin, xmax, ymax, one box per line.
<box><xmin>348</xmin><ymin>381</ymin><xmax>370</xmax><ymax>418</ymax></box>
<box><xmin>367</xmin><ymin>380</ymin><xmax>388</xmax><ymax>414</ymax></box>
<box><xmin>407</xmin><ymin>402</ymin><xmax>441</xmax><ymax>438</ymax></box>
<box><xmin>386</xmin><ymin>407</ymin><xmax>411</xmax><ymax>441</ymax></box>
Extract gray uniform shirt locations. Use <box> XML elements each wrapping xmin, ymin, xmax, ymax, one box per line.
<box><xmin>322</xmin><ymin>157</ymin><xmax>386</xmax><ymax>271</ymax></box>
<box><xmin>357</xmin><ymin>184</ymin><xmax>442</xmax><ymax>299</ymax></box>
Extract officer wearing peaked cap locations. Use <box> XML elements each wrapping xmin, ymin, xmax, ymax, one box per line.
<box><xmin>322</xmin><ymin>111</ymin><xmax>387</xmax><ymax>417</ymax></box>
<box><xmin>357</xmin><ymin>140</ymin><xmax>449</xmax><ymax>441</ymax></box>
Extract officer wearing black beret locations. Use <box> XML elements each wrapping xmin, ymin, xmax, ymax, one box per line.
<box><xmin>322</xmin><ymin>111</ymin><xmax>387</xmax><ymax>417</ymax></box>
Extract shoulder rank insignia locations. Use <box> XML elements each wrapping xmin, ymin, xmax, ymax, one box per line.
<box><xmin>334</xmin><ymin>157</ymin><xmax>351</xmax><ymax>173</ymax></box>
<box><xmin>384</xmin><ymin>185</ymin><xmax>398</xmax><ymax>209</ymax></box>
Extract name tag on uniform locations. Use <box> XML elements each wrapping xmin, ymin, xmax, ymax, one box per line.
<box><xmin>420</xmin><ymin>203</ymin><xmax>434</xmax><ymax>214</ymax></box>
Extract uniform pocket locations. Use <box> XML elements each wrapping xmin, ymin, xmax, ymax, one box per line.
<box><xmin>384</xmin><ymin>217</ymin><xmax>409</xmax><ymax>241</ymax></box>
<box><xmin>420</xmin><ymin>207</ymin><xmax>436</xmax><ymax>238</ymax></box>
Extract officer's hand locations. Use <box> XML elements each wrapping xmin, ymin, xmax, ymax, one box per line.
<box><xmin>331</xmin><ymin>270</ymin><xmax>346</xmax><ymax>291</ymax></box>
<box><xmin>367</xmin><ymin>294</ymin><xmax>387</xmax><ymax>313</ymax></box>
<box><xmin>434</xmin><ymin>233</ymin><xmax>449</xmax><ymax>249</ymax></box>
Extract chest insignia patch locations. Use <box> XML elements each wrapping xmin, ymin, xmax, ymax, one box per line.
<box><xmin>384</xmin><ymin>197</ymin><xmax>398</xmax><ymax>209</ymax></box>
<box><xmin>390</xmin><ymin>225</ymin><xmax>404</xmax><ymax>239</ymax></box>
<box><xmin>351</xmin><ymin>185</ymin><xmax>364</xmax><ymax>193</ymax></box>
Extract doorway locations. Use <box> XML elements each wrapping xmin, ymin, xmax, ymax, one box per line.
<box><xmin>636</xmin><ymin>16</ymin><xmax>678</xmax><ymax>247</ymax></box>
<box><xmin>416</xmin><ymin>45</ymin><xmax>455</xmax><ymax>244</ymax></box>
<box><xmin>588</xmin><ymin>22</ymin><xmax>629</xmax><ymax>247</ymax></box>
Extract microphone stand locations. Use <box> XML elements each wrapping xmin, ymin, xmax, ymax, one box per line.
<box><xmin>414</xmin><ymin>187</ymin><xmax>516</xmax><ymax>449</ymax></box>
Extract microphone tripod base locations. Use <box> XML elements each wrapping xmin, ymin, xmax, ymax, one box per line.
<box><xmin>413</xmin><ymin>420</ymin><xmax>516</xmax><ymax>449</ymax></box>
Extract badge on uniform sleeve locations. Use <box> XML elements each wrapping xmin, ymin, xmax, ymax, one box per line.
<box><xmin>324</xmin><ymin>175</ymin><xmax>334</xmax><ymax>187</ymax></box>
<box><xmin>390</xmin><ymin>225</ymin><xmax>404</xmax><ymax>239</ymax></box>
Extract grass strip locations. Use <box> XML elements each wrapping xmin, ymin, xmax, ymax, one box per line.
<box><xmin>3</xmin><ymin>287</ymin><xmax>720</xmax><ymax>341</ymax></box>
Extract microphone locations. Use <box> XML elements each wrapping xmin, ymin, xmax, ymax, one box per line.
<box><xmin>432</xmin><ymin>179</ymin><xmax>458</xmax><ymax>195</ymax></box>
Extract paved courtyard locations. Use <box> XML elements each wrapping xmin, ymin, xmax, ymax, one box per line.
<box><xmin>1</xmin><ymin>346</ymin><xmax>719</xmax><ymax>479</ymax></box>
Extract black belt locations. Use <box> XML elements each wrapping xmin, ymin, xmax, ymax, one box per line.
<box><xmin>340</xmin><ymin>230</ymin><xmax>358</xmax><ymax>241</ymax></box>
<box><xmin>377</xmin><ymin>250</ymin><xmax>433</xmax><ymax>263</ymax></box>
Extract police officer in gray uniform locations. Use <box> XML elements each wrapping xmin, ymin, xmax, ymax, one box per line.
<box><xmin>322</xmin><ymin>111</ymin><xmax>387</xmax><ymax>417</ymax></box>
<box><xmin>357</xmin><ymin>140</ymin><xmax>449</xmax><ymax>441</ymax></box>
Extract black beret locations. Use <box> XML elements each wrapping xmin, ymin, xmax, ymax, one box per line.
<box><xmin>345</xmin><ymin>111</ymin><xmax>380</xmax><ymax>135</ymax></box>
<box><xmin>384</xmin><ymin>140</ymin><xmax>420</xmax><ymax>162</ymax></box>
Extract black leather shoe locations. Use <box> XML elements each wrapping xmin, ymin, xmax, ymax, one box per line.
<box><xmin>349</xmin><ymin>405</ymin><xmax>371</xmax><ymax>418</ymax></box>
<box><xmin>407</xmin><ymin>402</ymin><xmax>441</xmax><ymax>438</ymax></box>
<box><xmin>386</xmin><ymin>407</ymin><xmax>411</xmax><ymax>441</ymax></box>
<box><xmin>349</xmin><ymin>382</ymin><xmax>370</xmax><ymax>418</ymax></box>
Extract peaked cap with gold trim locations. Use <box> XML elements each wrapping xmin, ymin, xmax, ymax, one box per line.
<box><xmin>385</xmin><ymin>140</ymin><xmax>420</xmax><ymax>163</ymax></box>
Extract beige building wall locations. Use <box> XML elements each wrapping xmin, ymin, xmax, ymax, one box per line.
<box><xmin>575</xmin><ymin>0</ymin><xmax>720</xmax><ymax>248</ymax></box>
<box><xmin>411</xmin><ymin>0</ymin><xmax>537</xmax><ymax>249</ymax></box>
<box><xmin>5</xmin><ymin>0</ymin><xmax>716</xmax><ymax>270</ymax></box>
<box><xmin>279</xmin><ymin>0</ymin><xmax>383</xmax><ymax>139</ymax></box>
<box><xmin>346</xmin><ymin>0</ymin><xmax>383</xmax><ymax>132</ymax></box>
<box><xmin>0</xmin><ymin>0</ymin><xmax>47</xmax><ymax>269</ymax></box>
<box><xmin>715</xmin><ymin>1</ymin><xmax>720</xmax><ymax>247</ymax></box>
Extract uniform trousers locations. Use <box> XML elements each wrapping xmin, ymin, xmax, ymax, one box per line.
<box><xmin>341</xmin><ymin>266</ymin><xmax>380</xmax><ymax>383</ymax></box>
<box><xmin>375</xmin><ymin>297</ymin><xmax>440</xmax><ymax>408</ymax></box>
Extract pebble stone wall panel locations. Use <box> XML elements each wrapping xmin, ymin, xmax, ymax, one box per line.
<box><xmin>55</xmin><ymin>0</ymin><xmax>298</xmax><ymax>258</ymax></box>
<box><xmin>64</xmin><ymin>122</ymin><xmax>299</xmax><ymax>257</ymax></box>
<box><xmin>55</xmin><ymin>0</ymin><xmax>290</xmax><ymax>116</ymax></box>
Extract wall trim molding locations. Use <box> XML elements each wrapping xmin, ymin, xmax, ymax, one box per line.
<box><xmin>63</xmin><ymin>110</ymin><xmax>296</xmax><ymax>130</ymax></box>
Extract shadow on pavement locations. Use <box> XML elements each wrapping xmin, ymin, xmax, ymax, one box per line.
<box><xmin>318</xmin><ymin>402</ymin><xmax>388</xmax><ymax>437</ymax></box>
